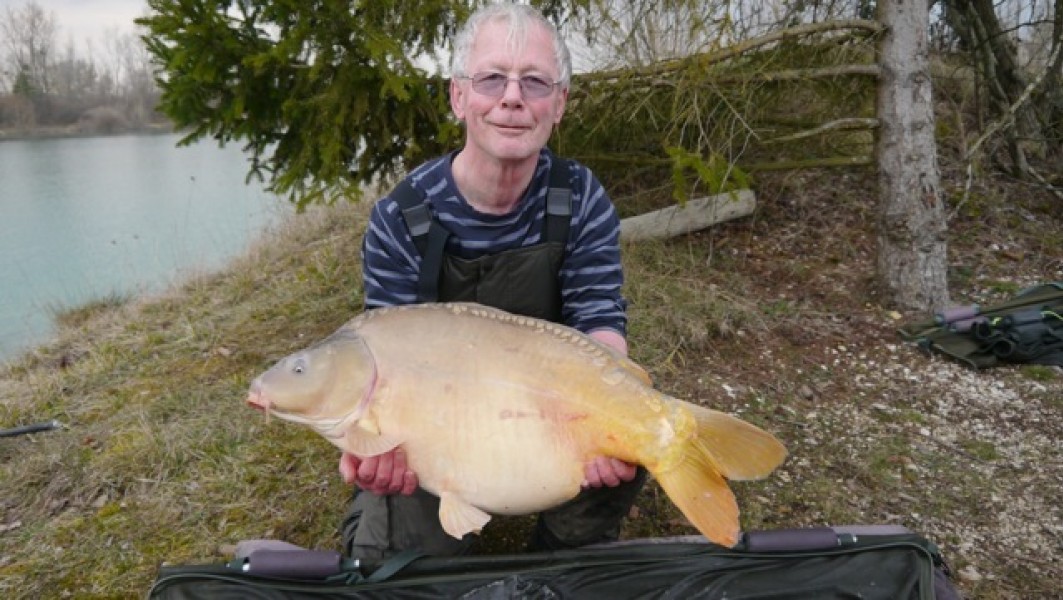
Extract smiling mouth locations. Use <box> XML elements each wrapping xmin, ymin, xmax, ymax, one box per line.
<box><xmin>492</xmin><ymin>123</ymin><xmax>529</xmax><ymax>131</ymax></box>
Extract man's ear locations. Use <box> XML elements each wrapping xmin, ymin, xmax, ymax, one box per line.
<box><xmin>450</xmin><ymin>78</ymin><xmax>466</xmax><ymax>121</ymax></box>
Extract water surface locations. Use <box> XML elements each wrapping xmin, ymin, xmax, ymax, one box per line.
<box><xmin>0</xmin><ymin>133</ymin><xmax>289</xmax><ymax>361</ymax></box>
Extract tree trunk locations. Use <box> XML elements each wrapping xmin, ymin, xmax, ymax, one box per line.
<box><xmin>1036</xmin><ymin>0</ymin><xmax>1063</xmax><ymax>155</ymax></box>
<box><xmin>942</xmin><ymin>0</ymin><xmax>1048</xmax><ymax>170</ymax></box>
<box><xmin>875</xmin><ymin>0</ymin><xmax>949</xmax><ymax>312</ymax></box>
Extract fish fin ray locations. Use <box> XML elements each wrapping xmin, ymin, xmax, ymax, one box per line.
<box><xmin>438</xmin><ymin>492</ymin><xmax>491</xmax><ymax>539</ymax></box>
<box><xmin>654</xmin><ymin>449</ymin><xmax>741</xmax><ymax>547</ymax></box>
<box><xmin>614</xmin><ymin>354</ymin><xmax>653</xmax><ymax>386</ymax></box>
<box><xmin>341</xmin><ymin>427</ymin><xmax>403</xmax><ymax>457</ymax></box>
<box><xmin>587</xmin><ymin>337</ymin><xmax>652</xmax><ymax>386</ymax></box>
<box><xmin>687</xmin><ymin>403</ymin><xmax>787</xmax><ymax>481</ymax></box>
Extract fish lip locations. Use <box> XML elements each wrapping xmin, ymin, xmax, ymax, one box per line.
<box><xmin>246</xmin><ymin>379</ymin><xmax>272</xmax><ymax>417</ymax></box>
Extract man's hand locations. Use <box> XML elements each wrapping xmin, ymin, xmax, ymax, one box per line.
<box><xmin>338</xmin><ymin>449</ymin><xmax>418</xmax><ymax>496</ymax></box>
<box><xmin>583</xmin><ymin>456</ymin><xmax>638</xmax><ymax>488</ymax></box>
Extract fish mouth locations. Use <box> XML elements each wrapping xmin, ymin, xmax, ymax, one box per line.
<box><xmin>246</xmin><ymin>379</ymin><xmax>273</xmax><ymax>421</ymax></box>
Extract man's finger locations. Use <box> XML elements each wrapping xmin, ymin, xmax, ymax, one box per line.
<box><xmin>357</xmin><ymin>455</ymin><xmax>379</xmax><ymax>487</ymax></box>
<box><xmin>392</xmin><ymin>448</ymin><xmax>407</xmax><ymax>472</ymax></box>
<box><xmin>583</xmin><ymin>458</ymin><xmax>601</xmax><ymax>488</ymax></box>
<box><xmin>385</xmin><ymin>451</ymin><xmax>408</xmax><ymax>494</ymax></box>
<box><xmin>597</xmin><ymin>457</ymin><xmax>621</xmax><ymax>487</ymax></box>
<box><xmin>610</xmin><ymin>458</ymin><xmax>638</xmax><ymax>482</ymax></box>
<box><xmin>339</xmin><ymin>453</ymin><xmax>360</xmax><ymax>485</ymax></box>
<box><xmin>400</xmin><ymin>471</ymin><xmax>418</xmax><ymax>496</ymax></box>
<box><xmin>371</xmin><ymin>451</ymin><xmax>395</xmax><ymax>494</ymax></box>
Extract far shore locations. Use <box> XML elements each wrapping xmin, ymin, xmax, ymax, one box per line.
<box><xmin>0</xmin><ymin>122</ymin><xmax>176</xmax><ymax>142</ymax></box>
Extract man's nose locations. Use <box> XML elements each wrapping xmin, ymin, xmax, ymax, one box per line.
<box><xmin>499</xmin><ymin>78</ymin><xmax>525</xmax><ymax>106</ymax></box>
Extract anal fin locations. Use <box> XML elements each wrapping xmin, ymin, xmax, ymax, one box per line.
<box><xmin>438</xmin><ymin>492</ymin><xmax>491</xmax><ymax>539</ymax></box>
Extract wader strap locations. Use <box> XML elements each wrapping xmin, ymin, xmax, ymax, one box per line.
<box><xmin>392</xmin><ymin>179</ymin><xmax>431</xmax><ymax>256</ymax></box>
<box><xmin>391</xmin><ymin>178</ymin><xmax>450</xmax><ymax>301</ymax></box>
<box><xmin>417</xmin><ymin>222</ymin><xmax>450</xmax><ymax>302</ymax></box>
<box><xmin>392</xmin><ymin>157</ymin><xmax>574</xmax><ymax>302</ymax></box>
<box><xmin>545</xmin><ymin>158</ymin><xmax>572</xmax><ymax>244</ymax></box>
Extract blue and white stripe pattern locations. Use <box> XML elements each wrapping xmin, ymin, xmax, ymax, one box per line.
<box><xmin>362</xmin><ymin>148</ymin><xmax>627</xmax><ymax>336</ymax></box>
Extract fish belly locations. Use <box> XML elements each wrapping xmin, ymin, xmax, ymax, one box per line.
<box><xmin>374</xmin><ymin>384</ymin><xmax>591</xmax><ymax>515</ymax></box>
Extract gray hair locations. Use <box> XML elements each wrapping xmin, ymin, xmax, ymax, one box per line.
<box><xmin>450</xmin><ymin>3</ymin><xmax>572</xmax><ymax>89</ymax></box>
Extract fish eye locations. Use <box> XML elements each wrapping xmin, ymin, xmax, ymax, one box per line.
<box><xmin>291</xmin><ymin>357</ymin><xmax>308</xmax><ymax>375</ymax></box>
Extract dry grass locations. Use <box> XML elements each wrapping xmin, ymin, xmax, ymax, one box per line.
<box><xmin>1</xmin><ymin>166</ymin><xmax>1061</xmax><ymax>598</ymax></box>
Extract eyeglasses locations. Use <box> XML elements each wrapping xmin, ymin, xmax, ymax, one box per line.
<box><xmin>456</xmin><ymin>72</ymin><xmax>561</xmax><ymax>99</ymax></box>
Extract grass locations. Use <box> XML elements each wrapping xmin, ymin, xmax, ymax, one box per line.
<box><xmin>1</xmin><ymin>169</ymin><xmax>1061</xmax><ymax>598</ymax></box>
<box><xmin>1021</xmin><ymin>364</ymin><xmax>1060</xmax><ymax>383</ymax></box>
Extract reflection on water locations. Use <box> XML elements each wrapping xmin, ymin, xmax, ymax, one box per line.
<box><xmin>0</xmin><ymin>133</ymin><xmax>290</xmax><ymax>361</ymax></box>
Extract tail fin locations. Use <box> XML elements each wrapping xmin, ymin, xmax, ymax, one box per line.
<box><xmin>686</xmin><ymin>403</ymin><xmax>788</xmax><ymax>481</ymax></box>
<box><xmin>654</xmin><ymin>403</ymin><xmax>787</xmax><ymax>547</ymax></box>
<box><xmin>654</xmin><ymin>446</ymin><xmax>743</xmax><ymax>546</ymax></box>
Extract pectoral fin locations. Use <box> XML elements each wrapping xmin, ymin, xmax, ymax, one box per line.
<box><xmin>438</xmin><ymin>492</ymin><xmax>491</xmax><ymax>539</ymax></box>
<box><xmin>342</xmin><ymin>427</ymin><xmax>404</xmax><ymax>457</ymax></box>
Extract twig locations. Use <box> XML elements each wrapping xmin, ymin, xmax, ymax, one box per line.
<box><xmin>763</xmin><ymin>118</ymin><xmax>879</xmax><ymax>144</ymax></box>
<box><xmin>712</xmin><ymin>64</ymin><xmax>880</xmax><ymax>84</ymax></box>
<box><xmin>955</xmin><ymin>32</ymin><xmax>1063</xmax><ymax>217</ymax></box>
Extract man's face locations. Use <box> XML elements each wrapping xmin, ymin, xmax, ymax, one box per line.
<box><xmin>450</xmin><ymin>19</ymin><xmax>568</xmax><ymax>166</ymax></box>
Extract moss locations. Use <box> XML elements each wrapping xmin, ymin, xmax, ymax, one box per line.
<box><xmin>1020</xmin><ymin>365</ymin><xmax>1059</xmax><ymax>382</ymax></box>
<box><xmin>959</xmin><ymin>438</ymin><xmax>1001</xmax><ymax>461</ymax></box>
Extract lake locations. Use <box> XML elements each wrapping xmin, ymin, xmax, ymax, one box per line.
<box><xmin>0</xmin><ymin>133</ymin><xmax>290</xmax><ymax>362</ymax></box>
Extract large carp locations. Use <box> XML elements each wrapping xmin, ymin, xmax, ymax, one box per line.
<box><xmin>247</xmin><ymin>302</ymin><xmax>786</xmax><ymax>547</ymax></box>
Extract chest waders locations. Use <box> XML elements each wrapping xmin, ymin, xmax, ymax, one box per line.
<box><xmin>341</xmin><ymin>159</ymin><xmax>645</xmax><ymax>559</ymax></box>
<box><xmin>391</xmin><ymin>159</ymin><xmax>572</xmax><ymax>321</ymax></box>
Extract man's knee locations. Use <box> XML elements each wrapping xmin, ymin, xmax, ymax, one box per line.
<box><xmin>340</xmin><ymin>489</ymin><xmax>473</xmax><ymax>559</ymax></box>
<box><xmin>340</xmin><ymin>490</ymin><xmax>389</xmax><ymax>559</ymax></box>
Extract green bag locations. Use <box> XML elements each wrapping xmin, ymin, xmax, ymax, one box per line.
<box><xmin>899</xmin><ymin>282</ymin><xmax>1063</xmax><ymax>369</ymax></box>
<box><xmin>149</xmin><ymin>527</ymin><xmax>961</xmax><ymax>600</ymax></box>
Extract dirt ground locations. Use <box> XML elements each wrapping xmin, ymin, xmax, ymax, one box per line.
<box><xmin>615</xmin><ymin>167</ymin><xmax>1063</xmax><ymax>598</ymax></box>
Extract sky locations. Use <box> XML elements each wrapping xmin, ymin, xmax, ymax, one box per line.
<box><xmin>1</xmin><ymin>0</ymin><xmax>147</xmax><ymax>48</ymax></box>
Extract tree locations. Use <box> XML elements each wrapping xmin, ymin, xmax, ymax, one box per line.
<box><xmin>941</xmin><ymin>0</ymin><xmax>1063</xmax><ymax>179</ymax></box>
<box><xmin>0</xmin><ymin>1</ymin><xmax>57</xmax><ymax>96</ymax></box>
<box><xmin>138</xmin><ymin>1</ymin><xmax>587</xmax><ymax>205</ymax></box>
<box><xmin>875</xmin><ymin>0</ymin><xmax>949</xmax><ymax>311</ymax></box>
<box><xmin>52</xmin><ymin>38</ymin><xmax>100</xmax><ymax>98</ymax></box>
<box><xmin>140</xmin><ymin>1</ymin><xmax>458</xmax><ymax>204</ymax></box>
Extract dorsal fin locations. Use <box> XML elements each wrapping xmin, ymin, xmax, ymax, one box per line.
<box><xmin>345</xmin><ymin>303</ymin><xmax>652</xmax><ymax>385</ymax></box>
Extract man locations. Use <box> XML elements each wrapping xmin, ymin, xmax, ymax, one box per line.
<box><xmin>342</xmin><ymin>2</ymin><xmax>645</xmax><ymax>559</ymax></box>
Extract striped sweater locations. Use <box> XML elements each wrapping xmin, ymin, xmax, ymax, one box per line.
<box><xmin>361</xmin><ymin>148</ymin><xmax>627</xmax><ymax>336</ymax></box>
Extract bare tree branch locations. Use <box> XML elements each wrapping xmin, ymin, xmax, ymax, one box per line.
<box><xmin>763</xmin><ymin>117</ymin><xmax>879</xmax><ymax>144</ymax></box>
<box><xmin>582</xmin><ymin>19</ymin><xmax>883</xmax><ymax>84</ymax></box>
<box><xmin>958</xmin><ymin>32</ymin><xmax>1063</xmax><ymax>210</ymax></box>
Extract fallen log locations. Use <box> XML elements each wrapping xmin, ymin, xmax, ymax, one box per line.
<box><xmin>620</xmin><ymin>189</ymin><xmax>756</xmax><ymax>242</ymax></box>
